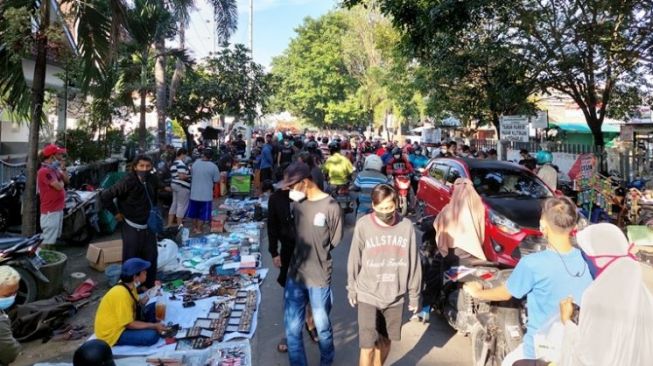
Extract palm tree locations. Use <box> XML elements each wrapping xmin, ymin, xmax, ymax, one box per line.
<box><xmin>0</xmin><ymin>0</ymin><xmax>128</xmax><ymax>236</ymax></box>
<box><xmin>155</xmin><ymin>0</ymin><xmax>238</xmax><ymax>146</ymax></box>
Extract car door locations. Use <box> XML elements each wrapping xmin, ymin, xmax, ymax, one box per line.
<box><xmin>438</xmin><ymin>161</ymin><xmax>468</xmax><ymax>209</ymax></box>
<box><xmin>419</xmin><ymin>160</ymin><xmax>450</xmax><ymax>215</ymax></box>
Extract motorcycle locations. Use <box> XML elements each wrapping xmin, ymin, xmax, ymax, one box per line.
<box><xmin>417</xmin><ymin>216</ymin><xmax>524</xmax><ymax>366</ymax></box>
<box><xmin>392</xmin><ymin>174</ymin><xmax>411</xmax><ymax>216</ymax></box>
<box><xmin>471</xmin><ymin>271</ymin><xmax>525</xmax><ymax>366</ymax></box>
<box><xmin>0</xmin><ymin>234</ymin><xmax>47</xmax><ymax>305</ymax></box>
<box><xmin>0</xmin><ymin>173</ymin><xmax>26</xmax><ymax>233</ymax></box>
<box><xmin>330</xmin><ymin>183</ymin><xmax>355</xmax><ymax>214</ymax></box>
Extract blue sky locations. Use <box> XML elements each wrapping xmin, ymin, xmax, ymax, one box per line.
<box><xmin>184</xmin><ymin>0</ymin><xmax>339</xmax><ymax>69</ymax></box>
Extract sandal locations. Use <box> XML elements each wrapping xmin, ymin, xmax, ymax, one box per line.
<box><xmin>277</xmin><ymin>338</ymin><xmax>288</xmax><ymax>353</ymax></box>
<box><xmin>305</xmin><ymin>324</ymin><xmax>318</xmax><ymax>343</ymax></box>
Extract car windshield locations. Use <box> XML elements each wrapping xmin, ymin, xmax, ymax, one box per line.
<box><xmin>470</xmin><ymin>167</ymin><xmax>552</xmax><ymax>199</ymax></box>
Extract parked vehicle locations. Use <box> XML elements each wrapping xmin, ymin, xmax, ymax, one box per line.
<box><xmin>0</xmin><ymin>173</ymin><xmax>26</xmax><ymax>233</ymax></box>
<box><xmin>0</xmin><ymin>234</ymin><xmax>46</xmax><ymax>304</ymax></box>
<box><xmin>416</xmin><ymin>158</ymin><xmax>554</xmax><ymax>267</ymax></box>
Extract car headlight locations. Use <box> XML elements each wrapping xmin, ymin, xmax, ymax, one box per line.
<box><xmin>489</xmin><ymin>209</ymin><xmax>521</xmax><ymax>234</ymax></box>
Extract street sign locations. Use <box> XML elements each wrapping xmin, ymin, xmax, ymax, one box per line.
<box><xmin>421</xmin><ymin>127</ymin><xmax>441</xmax><ymax>144</ymax></box>
<box><xmin>500</xmin><ymin>115</ymin><xmax>529</xmax><ymax>142</ymax></box>
<box><xmin>530</xmin><ymin>111</ymin><xmax>548</xmax><ymax>129</ymax></box>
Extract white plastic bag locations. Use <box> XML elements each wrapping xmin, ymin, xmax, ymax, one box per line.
<box><xmin>157</xmin><ymin>239</ymin><xmax>179</xmax><ymax>271</ymax></box>
<box><xmin>534</xmin><ymin>314</ymin><xmax>565</xmax><ymax>363</ymax></box>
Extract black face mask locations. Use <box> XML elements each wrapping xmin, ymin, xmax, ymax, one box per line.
<box><xmin>374</xmin><ymin>210</ymin><xmax>395</xmax><ymax>225</ymax></box>
<box><xmin>136</xmin><ymin>171</ymin><xmax>149</xmax><ymax>180</ymax></box>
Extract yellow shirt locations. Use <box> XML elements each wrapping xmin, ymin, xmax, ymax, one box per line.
<box><xmin>322</xmin><ymin>153</ymin><xmax>354</xmax><ymax>185</ymax></box>
<box><xmin>94</xmin><ymin>284</ymin><xmax>138</xmax><ymax>346</ymax></box>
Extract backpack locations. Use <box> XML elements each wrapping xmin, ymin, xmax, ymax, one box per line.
<box><xmin>9</xmin><ymin>296</ymin><xmax>76</xmax><ymax>342</ymax></box>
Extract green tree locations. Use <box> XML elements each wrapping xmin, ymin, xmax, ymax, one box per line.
<box><xmin>271</xmin><ymin>13</ymin><xmax>361</xmax><ymax>128</ymax></box>
<box><xmin>0</xmin><ymin>0</ymin><xmax>128</xmax><ymax>236</ymax></box>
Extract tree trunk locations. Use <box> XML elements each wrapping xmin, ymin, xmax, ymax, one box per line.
<box><xmin>492</xmin><ymin>112</ymin><xmax>501</xmax><ymax>137</ymax></box>
<box><xmin>155</xmin><ymin>39</ymin><xmax>167</xmax><ymax>146</ymax></box>
<box><xmin>168</xmin><ymin>25</ymin><xmax>185</xmax><ymax>108</ymax></box>
<box><xmin>22</xmin><ymin>7</ymin><xmax>49</xmax><ymax>236</ymax></box>
<box><xmin>139</xmin><ymin>88</ymin><xmax>147</xmax><ymax>150</ymax></box>
<box><xmin>182</xmin><ymin>124</ymin><xmax>193</xmax><ymax>151</ymax></box>
<box><xmin>587</xmin><ymin>119</ymin><xmax>604</xmax><ymax>147</ymax></box>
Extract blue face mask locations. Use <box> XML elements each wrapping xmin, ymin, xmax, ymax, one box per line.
<box><xmin>0</xmin><ymin>295</ymin><xmax>16</xmax><ymax>310</ymax></box>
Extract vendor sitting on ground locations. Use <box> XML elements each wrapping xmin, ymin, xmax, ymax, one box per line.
<box><xmin>94</xmin><ymin>258</ymin><xmax>165</xmax><ymax>347</ymax></box>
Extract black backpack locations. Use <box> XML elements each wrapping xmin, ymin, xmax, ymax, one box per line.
<box><xmin>9</xmin><ymin>296</ymin><xmax>76</xmax><ymax>342</ymax></box>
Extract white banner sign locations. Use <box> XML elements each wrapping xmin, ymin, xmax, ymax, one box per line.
<box><xmin>421</xmin><ymin>127</ymin><xmax>442</xmax><ymax>144</ymax></box>
<box><xmin>500</xmin><ymin>115</ymin><xmax>530</xmax><ymax>142</ymax></box>
<box><xmin>530</xmin><ymin>111</ymin><xmax>548</xmax><ymax>129</ymax></box>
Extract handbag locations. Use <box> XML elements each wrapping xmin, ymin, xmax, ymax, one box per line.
<box><xmin>144</xmin><ymin>182</ymin><xmax>164</xmax><ymax>234</ymax></box>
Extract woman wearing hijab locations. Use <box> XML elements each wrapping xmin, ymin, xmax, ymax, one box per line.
<box><xmin>558</xmin><ymin>223</ymin><xmax>653</xmax><ymax>366</ymax></box>
<box><xmin>433</xmin><ymin>177</ymin><xmax>487</xmax><ymax>263</ymax></box>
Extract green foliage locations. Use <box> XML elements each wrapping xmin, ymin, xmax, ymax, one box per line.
<box><xmin>62</xmin><ymin>128</ymin><xmax>105</xmax><ymax>163</ymax></box>
<box><xmin>271</xmin><ymin>6</ymin><xmax>424</xmax><ymax>130</ymax></box>
<box><xmin>105</xmin><ymin>129</ymin><xmax>125</xmax><ymax>154</ymax></box>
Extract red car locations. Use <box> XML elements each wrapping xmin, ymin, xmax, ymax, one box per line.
<box><xmin>416</xmin><ymin>158</ymin><xmax>553</xmax><ymax>267</ymax></box>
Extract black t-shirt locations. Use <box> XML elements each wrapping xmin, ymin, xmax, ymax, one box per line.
<box><xmin>280</xmin><ymin>145</ymin><xmax>294</xmax><ymax>165</ymax></box>
<box><xmin>288</xmin><ymin>196</ymin><xmax>343</xmax><ymax>287</ymax></box>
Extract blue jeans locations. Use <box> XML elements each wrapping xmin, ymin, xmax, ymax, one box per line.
<box><xmin>284</xmin><ymin>277</ymin><xmax>334</xmax><ymax>366</ymax></box>
<box><xmin>116</xmin><ymin>303</ymin><xmax>160</xmax><ymax>346</ymax></box>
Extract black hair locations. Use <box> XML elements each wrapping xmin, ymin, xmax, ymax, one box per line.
<box><xmin>371</xmin><ymin>184</ymin><xmax>398</xmax><ymax>206</ymax></box>
<box><xmin>119</xmin><ymin>274</ymin><xmax>135</xmax><ymax>284</ymax></box>
<box><xmin>488</xmin><ymin>148</ymin><xmax>497</xmax><ymax>155</ymax></box>
<box><xmin>519</xmin><ymin>159</ymin><xmax>537</xmax><ymax>171</ymax></box>
<box><xmin>132</xmin><ymin>155</ymin><xmax>153</xmax><ymax>171</ymax></box>
<box><xmin>176</xmin><ymin>148</ymin><xmax>188</xmax><ymax>157</ymax></box>
<box><xmin>519</xmin><ymin>149</ymin><xmax>529</xmax><ymax>155</ymax></box>
<box><xmin>447</xmin><ymin>141</ymin><xmax>457</xmax><ymax>148</ymax></box>
<box><xmin>462</xmin><ymin>145</ymin><xmax>471</xmax><ymax>152</ymax></box>
<box><xmin>202</xmin><ymin>148</ymin><xmax>214</xmax><ymax>159</ymax></box>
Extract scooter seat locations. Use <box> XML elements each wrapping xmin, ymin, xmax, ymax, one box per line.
<box><xmin>0</xmin><ymin>234</ymin><xmax>27</xmax><ymax>250</ymax></box>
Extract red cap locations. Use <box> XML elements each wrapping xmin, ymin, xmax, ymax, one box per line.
<box><xmin>43</xmin><ymin>144</ymin><xmax>67</xmax><ymax>158</ymax></box>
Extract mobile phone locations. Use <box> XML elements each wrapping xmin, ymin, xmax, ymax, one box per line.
<box><xmin>183</xmin><ymin>301</ymin><xmax>196</xmax><ymax>308</ymax></box>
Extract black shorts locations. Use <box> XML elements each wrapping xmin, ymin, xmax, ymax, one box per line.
<box><xmin>357</xmin><ymin>302</ymin><xmax>403</xmax><ymax>349</ymax></box>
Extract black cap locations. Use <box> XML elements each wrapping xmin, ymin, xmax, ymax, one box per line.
<box><xmin>275</xmin><ymin>162</ymin><xmax>311</xmax><ymax>189</ymax></box>
<box><xmin>73</xmin><ymin>340</ymin><xmax>116</xmax><ymax>366</ymax></box>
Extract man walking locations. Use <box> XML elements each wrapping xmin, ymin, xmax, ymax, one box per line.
<box><xmin>38</xmin><ymin>144</ymin><xmax>69</xmax><ymax>248</ymax></box>
<box><xmin>186</xmin><ymin>149</ymin><xmax>220</xmax><ymax>234</ymax></box>
<box><xmin>277</xmin><ymin>162</ymin><xmax>343</xmax><ymax>366</ymax></box>
<box><xmin>168</xmin><ymin>148</ymin><xmax>191</xmax><ymax>227</ymax></box>
<box><xmin>101</xmin><ymin>155</ymin><xmax>165</xmax><ymax>289</ymax></box>
<box><xmin>260</xmin><ymin>134</ymin><xmax>275</xmax><ymax>183</ymax></box>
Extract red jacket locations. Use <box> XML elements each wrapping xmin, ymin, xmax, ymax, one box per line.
<box><xmin>386</xmin><ymin>156</ymin><xmax>413</xmax><ymax>176</ymax></box>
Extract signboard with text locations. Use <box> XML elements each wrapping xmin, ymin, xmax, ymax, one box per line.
<box><xmin>500</xmin><ymin>115</ymin><xmax>529</xmax><ymax>142</ymax></box>
<box><xmin>567</xmin><ymin>153</ymin><xmax>596</xmax><ymax>181</ymax></box>
<box><xmin>421</xmin><ymin>127</ymin><xmax>442</xmax><ymax>145</ymax></box>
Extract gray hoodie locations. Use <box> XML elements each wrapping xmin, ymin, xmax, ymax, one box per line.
<box><xmin>347</xmin><ymin>213</ymin><xmax>422</xmax><ymax>309</ymax></box>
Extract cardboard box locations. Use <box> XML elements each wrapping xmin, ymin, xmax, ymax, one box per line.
<box><xmin>211</xmin><ymin>214</ymin><xmax>227</xmax><ymax>233</ymax></box>
<box><xmin>86</xmin><ymin>240</ymin><xmax>123</xmax><ymax>271</ymax></box>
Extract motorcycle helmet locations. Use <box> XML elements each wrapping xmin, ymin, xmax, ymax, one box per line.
<box><xmin>73</xmin><ymin>340</ymin><xmax>115</xmax><ymax>366</ymax></box>
<box><xmin>535</xmin><ymin>150</ymin><xmax>553</xmax><ymax>165</ymax></box>
<box><xmin>364</xmin><ymin>155</ymin><xmax>383</xmax><ymax>172</ymax></box>
<box><xmin>328</xmin><ymin>141</ymin><xmax>341</xmax><ymax>154</ymax></box>
<box><xmin>414</xmin><ymin>146</ymin><xmax>423</xmax><ymax>155</ymax></box>
<box><xmin>391</xmin><ymin>147</ymin><xmax>402</xmax><ymax>157</ymax></box>
<box><xmin>306</xmin><ymin>140</ymin><xmax>318</xmax><ymax>151</ymax></box>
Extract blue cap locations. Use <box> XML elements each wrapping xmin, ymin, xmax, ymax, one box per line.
<box><xmin>121</xmin><ymin>258</ymin><xmax>151</xmax><ymax>277</ymax></box>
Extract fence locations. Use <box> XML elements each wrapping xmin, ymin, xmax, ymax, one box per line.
<box><xmin>467</xmin><ymin>139</ymin><xmax>653</xmax><ymax>182</ymax></box>
<box><xmin>0</xmin><ymin>160</ymin><xmax>26</xmax><ymax>184</ymax></box>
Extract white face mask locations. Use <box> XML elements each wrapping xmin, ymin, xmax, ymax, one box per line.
<box><xmin>289</xmin><ymin>189</ymin><xmax>306</xmax><ymax>202</ymax></box>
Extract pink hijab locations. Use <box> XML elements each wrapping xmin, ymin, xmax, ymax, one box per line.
<box><xmin>434</xmin><ymin>178</ymin><xmax>487</xmax><ymax>260</ymax></box>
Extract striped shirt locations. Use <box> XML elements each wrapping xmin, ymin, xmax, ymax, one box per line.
<box><xmin>170</xmin><ymin>159</ymin><xmax>191</xmax><ymax>189</ymax></box>
<box><xmin>353</xmin><ymin>170</ymin><xmax>390</xmax><ymax>205</ymax></box>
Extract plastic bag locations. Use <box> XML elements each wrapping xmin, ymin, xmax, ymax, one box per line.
<box><xmin>534</xmin><ymin>314</ymin><xmax>565</xmax><ymax>363</ymax></box>
<box><xmin>157</xmin><ymin>239</ymin><xmax>179</xmax><ymax>271</ymax></box>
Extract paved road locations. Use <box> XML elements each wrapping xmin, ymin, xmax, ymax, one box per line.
<box><xmin>252</xmin><ymin>214</ymin><xmax>472</xmax><ymax>366</ymax></box>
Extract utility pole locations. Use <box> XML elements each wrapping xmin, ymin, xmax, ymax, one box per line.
<box><xmin>248</xmin><ymin>0</ymin><xmax>253</xmax><ymax>58</ymax></box>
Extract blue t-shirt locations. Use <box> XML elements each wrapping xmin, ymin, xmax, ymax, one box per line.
<box><xmin>506</xmin><ymin>248</ymin><xmax>592</xmax><ymax>358</ymax></box>
<box><xmin>260</xmin><ymin>144</ymin><xmax>274</xmax><ymax>169</ymax></box>
<box><xmin>409</xmin><ymin>154</ymin><xmax>429</xmax><ymax>169</ymax></box>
